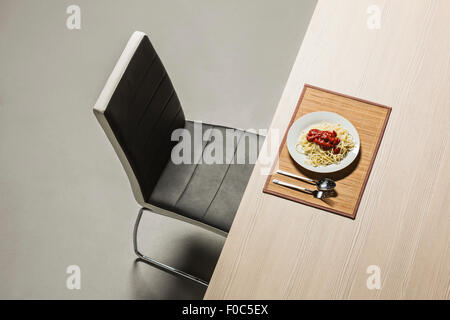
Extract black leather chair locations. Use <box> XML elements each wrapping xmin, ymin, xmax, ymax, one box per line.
<box><xmin>93</xmin><ymin>31</ymin><xmax>264</xmax><ymax>285</ymax></box>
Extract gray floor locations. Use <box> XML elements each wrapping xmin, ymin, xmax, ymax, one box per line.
<box><xmin>0</xmin><ymin>0</ymin><xmax>316</xmax><ymax>299</ymax></box>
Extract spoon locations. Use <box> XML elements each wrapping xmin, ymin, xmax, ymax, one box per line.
<box><xmin>277</xmin><ymin>169</ymin><xmax>336</xmax><ymax>191</ymax></box>
<box><xmin>273</xmin><ymin>179</ymin><xmax>324</xmax><ymax>199</ymax></box>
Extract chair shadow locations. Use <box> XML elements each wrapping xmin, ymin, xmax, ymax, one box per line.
<box><xmin>129</xmin><ymin>234</ymin><xmax>223</xmax><ymax>300</ymax></box>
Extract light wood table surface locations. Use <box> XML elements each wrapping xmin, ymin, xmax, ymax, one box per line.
<box><xmin>205</xmin><ymin>0</ymin><xmax>450</xmax><ymax>299</ymax></box>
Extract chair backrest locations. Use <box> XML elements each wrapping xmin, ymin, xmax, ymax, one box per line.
<box><xmin>94</xmin><ymin>31</ymin><xmax>185</xmax><ymax>205</ymax></box>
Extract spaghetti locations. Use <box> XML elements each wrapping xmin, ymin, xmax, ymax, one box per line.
<box><xmin>296</xmin><ymin>122</ymin><xmax>355</xmax><ymax>167</ymax></box>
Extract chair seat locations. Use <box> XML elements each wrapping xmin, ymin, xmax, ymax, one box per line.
<box><xmin>147</xmin><ymin>121</ymin><xmax>264</xmax><ymax>232</ymax></box>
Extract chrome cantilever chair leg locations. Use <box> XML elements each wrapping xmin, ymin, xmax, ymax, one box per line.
<box><xmin>133</xmin><ymin>207</ymin><xmax>209</xmax><ymax>286</ymax></box>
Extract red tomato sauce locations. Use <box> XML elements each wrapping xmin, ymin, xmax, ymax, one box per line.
<box><xmin>306</xmin><ymin>129</ymin><xmax>341</xmax><ymax>154</ymax></box>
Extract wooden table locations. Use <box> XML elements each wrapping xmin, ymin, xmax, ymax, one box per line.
<box><xmin>205</xmin><ymin>0</ymin><xmax>450</xmax><ymax>299</ymax></box>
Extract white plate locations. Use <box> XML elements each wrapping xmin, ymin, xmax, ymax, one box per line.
<box><xmin>286</xmin><ymin>112</ymin><xmax>360</xmax><ymax>173</ymax></box>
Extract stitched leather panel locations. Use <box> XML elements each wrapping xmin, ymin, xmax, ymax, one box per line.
<box><xmin>202</xmin><ymin>131</ymin><xmax>261</xmax><ymax>230</ymax></box>
<box><xmin>104</xmin><ymin>36</ymin><xmax>185</xmax><ymax>199</ymax></box>
<box><xmin>148</xmin><ymin>121</ymin><xmax>264</xmax><ymax>232</ymax></box>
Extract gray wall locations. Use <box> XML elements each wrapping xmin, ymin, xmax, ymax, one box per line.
<box><xmin>0</xmin><ymin>0</ymin><xmax>316</xmax><ymax>299</ymax></box>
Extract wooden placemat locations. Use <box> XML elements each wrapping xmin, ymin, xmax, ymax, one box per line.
<box><xmin>263</xmin><ymin>84</ymin><xmax>391</xmax><ymax>219</ymax></box>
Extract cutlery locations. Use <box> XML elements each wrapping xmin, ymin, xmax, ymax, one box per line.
<box><xmin>273</xmin><ymin>179</ymin><xmax>324</xmax><ymax>199</ymax></box>
<box><xmin>277</xmin><ymin>169</ymin><xmax>336</xmax><ymax>191</ymax></box>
